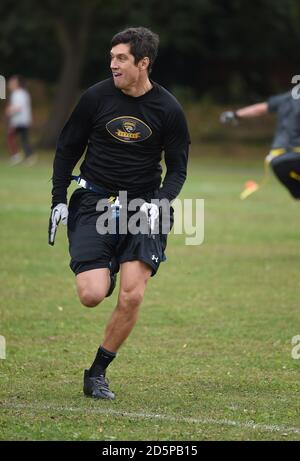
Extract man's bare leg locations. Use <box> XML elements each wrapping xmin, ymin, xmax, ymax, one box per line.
<box><xmin>102</xmin><ymin>260</ymin><xmax>152</xmax><ymax>352</ymax></box>
<box><xmin>82</xmin><ymin>261</ymin><xmax>152</xmax><ymax>400</ymax></box>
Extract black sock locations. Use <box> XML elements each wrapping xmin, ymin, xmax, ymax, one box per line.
<box><xmin>89</xmin><ymin>345</ymin><xmax>116</xmax><ymax>377</ymax></box>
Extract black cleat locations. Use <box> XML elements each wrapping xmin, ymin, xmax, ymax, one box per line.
<box><xmin>83</xmin><ymin>370</ymin><xmax>115</xmax><ymax>400</ymax></box>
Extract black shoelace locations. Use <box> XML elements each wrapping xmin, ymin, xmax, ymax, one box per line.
<box><xmin>94</xmin><ymin>375</ymin><xmax>109</xmax><ymax>389</ymax></box>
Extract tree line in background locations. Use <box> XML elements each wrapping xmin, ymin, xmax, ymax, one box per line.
<box><xmin>1</xmin><ymin>0</ymin><xmax>299</xmax><ymax>147</ymax></box>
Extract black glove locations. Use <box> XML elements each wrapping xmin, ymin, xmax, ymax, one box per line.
<box><xmin>220</xmin><ymin>111</ymin><xmax>239</xmax><ymax>125</ymax></box>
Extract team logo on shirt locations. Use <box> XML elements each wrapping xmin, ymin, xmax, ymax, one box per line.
<box><xmin>106</xmin><ymin>116</ymin><xmax>152</xmax><ymax>143</ymax></box>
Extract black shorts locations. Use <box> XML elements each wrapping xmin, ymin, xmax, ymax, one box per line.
<box><xmin>271</xmin><ymin>152</ymin><xmax>300</xmax><ymax>199</ymax></box>
<box><xmin>67</xmin><ymin>188</ymin><xmax>173</xmax><ymax>276</ymax></box>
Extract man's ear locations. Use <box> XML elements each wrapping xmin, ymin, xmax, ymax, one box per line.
<box><xmin>139</xmin><ymin>57</ymin><xmax>150</xmax><ymax>71</ymax></box>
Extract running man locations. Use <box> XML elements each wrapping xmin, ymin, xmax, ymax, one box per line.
<box><xmin>220</xmin><ymin>91</ymin><xmax>300</xmax><ymax>199</ymax></box>
<box><xmin>49</xmin><ymin>27</ymin><xmax>190</xmax><ymax>400</ymax></box>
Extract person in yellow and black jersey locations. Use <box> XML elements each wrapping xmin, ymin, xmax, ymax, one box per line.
<box><xmin>220</xmin><ymin>91</ymin><xmax>300</xmax><ymax>199</ymax></box>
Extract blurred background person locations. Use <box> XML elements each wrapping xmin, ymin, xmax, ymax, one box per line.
<box><xmin>5</xmin><ymin>75</ymin><xmax>36</xmax><ymax>165</ymax></box>
<box><xmin>220</xmin><ymin>91</ymin><xmax>300</xmax><ymax>200</ymax></box>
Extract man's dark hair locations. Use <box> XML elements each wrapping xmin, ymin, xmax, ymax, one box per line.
<box><xmin>111</xmin><ymin>27</ymin><xmax>159</xmax><ymax>74</ymax></box>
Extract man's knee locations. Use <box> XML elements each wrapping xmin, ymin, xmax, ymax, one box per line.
<box><xmin>78</xmin><ymin>287</ymin><xmax>106</xmax><ymax>307</ymax></box>
<box><xmin>76</xmin><ymin>268</ymin><xmax>110</xmax><ymax>308</ymax></box>
<box><xmin>118</xmin><ymin>287</ymin><xmax>144</xmax><ymax>311</ymax></box>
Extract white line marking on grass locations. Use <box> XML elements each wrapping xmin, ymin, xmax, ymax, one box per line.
<box><xmin>1</xmin><ymin>402</ymin><xmax>300</xmax><ymax>435</ymax></box>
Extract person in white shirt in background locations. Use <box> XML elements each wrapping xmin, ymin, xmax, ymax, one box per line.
<box><xmin>6</xmin><ymin>75</ymin><xmax>36</xmax><ymax>165</ymax></box>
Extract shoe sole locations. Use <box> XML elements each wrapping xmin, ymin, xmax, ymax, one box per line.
<box><xmin>83</xmin><ymin>391</ymin><xmax>115</xmax><ymax>400</ymax></box>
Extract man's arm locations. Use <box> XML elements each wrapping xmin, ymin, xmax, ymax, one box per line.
<box><xmin>221</xmin><ymin>92</ymin><xmax>292</xmax><ymax>124</ymax></box>
<box><xmin>49</xmin><ymin>88</ymin><xmax>97</xmax><ymax>245</ymax></box>
<box><xmin>235</xmin><ymin>102</ymin><xmax>268</xmax><ymax>119</ymax></box>
<box><xmin>51</xmin><ymin>88</ymin><xmax>97</xmax><ymax>206</ymax></box>
<box><xmin>5</xmin><ymin>104</ymin><xmax>22</xmax><ymax>116</ymax></box>
<box><xmin>140</xmin><ymin>105</ymin><xmax>189</xmax><ymax>235</ymax></box>
<box><xmin>6</xmin><ymin>91</ymin><xmax>25</xmax><ymax>117</ymax></box>
<box><xmin>158</xmin><ymin>105</ymin><xmax>190</xmax><ymax>202</ymax></box>
<box><xmin>220</xmin><ymin>102</ymin><xmax>268</xmax><ymax>124</ymax></box>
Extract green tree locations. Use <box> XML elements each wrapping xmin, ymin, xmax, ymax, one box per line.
<box><xmin>38</xmin><ymin>0</ymin><xmax>96</xmax><ymax>148</ymax></box>
<box><xmin>1</xmin><ymin>0</ymin><xmax>298</xmax><ymax>147</ymax></box>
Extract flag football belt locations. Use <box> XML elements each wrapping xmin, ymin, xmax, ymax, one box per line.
<box><xmin>71</xmin><ymin>175</ymin><xmax>117</xmax><ymax>203</ymax></box>
<box><xmin>268</xmin><ymin>146</ymin><xmax>300</xmax><ymax>157</ymax></box>
<box><xmin>240</xmin><ymin>147</ymin><xmax>300</xmax><ymax>200</ymax></box>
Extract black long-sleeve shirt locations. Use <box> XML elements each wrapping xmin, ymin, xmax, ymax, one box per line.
<box><xmin>52</xmin><ymin>78</ymin><xmax>190</xmax><ymax>205</ymax></box>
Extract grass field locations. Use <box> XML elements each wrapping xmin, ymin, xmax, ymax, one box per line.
<box><xmin>0</xmin><ymin>149</ymin><xmax>300</xmax><ymax>441</ymax></box>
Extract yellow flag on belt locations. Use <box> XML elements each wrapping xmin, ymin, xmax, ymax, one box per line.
<box><xmin>240</xmin><ymin>180</ymin><xmax>260</xmax><ymax>200</ymax></box>
<box><xmin>240</xmin><ymin>158</ymin><xmax>270</xmax><ymax>200</ymax></box>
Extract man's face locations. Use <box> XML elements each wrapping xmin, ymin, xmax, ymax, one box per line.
<box><xmin>110</xmin><ymin>43</ymin><xmax>142</xmax><ymax>90</ymax></box>
<box><xmin>8</xmin><ymin>78</ymin><xmax>18</xmax><ymax>92</ymax></box>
